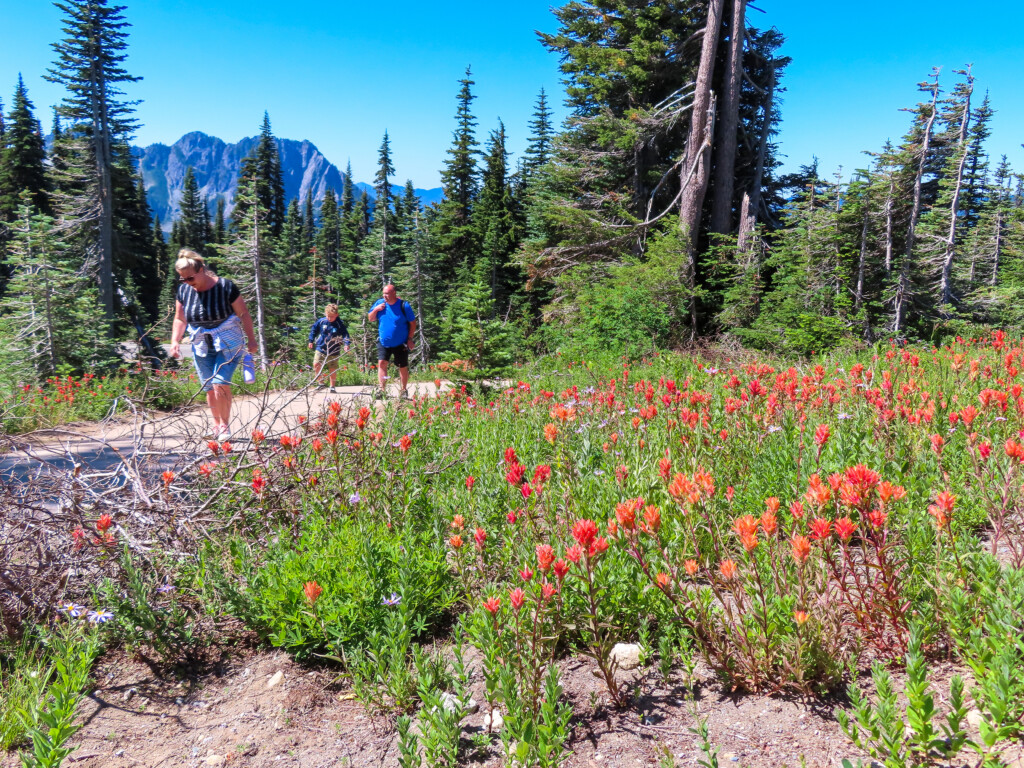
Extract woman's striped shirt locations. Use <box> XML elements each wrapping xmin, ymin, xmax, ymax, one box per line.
<box><xmin>177</xmin><ymin>278</ymin><xmax>240</xmax><ymax>329</ymax></box>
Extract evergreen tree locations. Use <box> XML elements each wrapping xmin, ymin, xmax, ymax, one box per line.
<box><xmin>473</xmin><ymin>120</ymin><xmax>523</xmax><ymax>307</ymax></box>
<box><xmin>0</xmin><ymin>75</ymin><xmax>49</xmax><ymax>219</ymax></box>
<box><xmin>522</xmin><ymin>87</ymin><xmax>553</xmax><ymax>179</ymax></box>
<box><xmin>47</xmin><ymin>0</ymin><xmax>141</xmax><ymax>320</ymax></box>
<box><xmin>0</xmin><ymin>193</ymin><xmax>107</xmax><ymax>379</ymax></box>
<box><xmin>178</xmin><ymin>166</ymin><xmax>208</xmax><ymax>252</ymax></box>
<box><xmin>432</xmin><ymin>67</ymin><xmax>481</xmax><ymax>281</ymax></box>
<box><xmin>234</xmin><ymin>112</ymin><xmax>285</xmax><ymax>237</ymax></box>
<box><xmin>301</xmin><ymin>189</ymin><xmax>315</xmax><ymax>261</ymax></box>
<box><xmin>369</xmin><ymin>131</ymin><xmax>396</xmax><ymax>282</ymax></box>
<box><xmin>212</xmin><ymin>197</ymin><xmax>226</xmax><ymax>244</ymax></box>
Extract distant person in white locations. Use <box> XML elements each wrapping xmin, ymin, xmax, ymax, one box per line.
<box><xmin>168</xmin><ymin>249</ymin><xmax>258</xmax><ymax>439</ymax></box>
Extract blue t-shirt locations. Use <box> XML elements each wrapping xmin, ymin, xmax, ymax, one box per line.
<box><xmin>371</xmin><ymin>298</ymin><xmax>417</xmax><ymax>347</ymax></box>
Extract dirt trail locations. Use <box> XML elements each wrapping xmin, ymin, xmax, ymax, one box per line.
<box><xmin>0</xmin><ymin>381</ymin><xmax>443</xmax><ymax>482</ymax></box>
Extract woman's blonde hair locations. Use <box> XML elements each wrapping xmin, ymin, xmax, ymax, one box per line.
<box><xmin>174</xmin><ymin>248</ymin><xmax>206</xmax><ymax>274</ymax></box>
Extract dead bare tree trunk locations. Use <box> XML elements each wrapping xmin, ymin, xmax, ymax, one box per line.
<box><xmin>746</xmin><ymin>63</ymin><xmax>776</xmax><ymax>229</ymax></box>
<box><xmin>939</xmin><ymin>68</ymin><xmax>974</xmax><ymax>309</ymax></box>
<box><xmin>737</xmin><ymin>192</ymin><xmax>756</xmax><ymax>252</ymax></box>
<box><xmin>894</xmin><ymin>74</ymin><xmax>939</xmax><ymax>335</ymax></box>
<box><xmin>883</xmin><ymin>176</ymin><xmax>895</xmax><ymax>275</ymax></box>
<box><xmin>709</xmin><ymin>0</ymin><xmax>746</xmax><ymax>234</ymax></box>
<box><xmin>991</xmin><ymin>211</ymin><xmax>1003</xmax><ymax>286</ymax></box>
<box><xmin>679</xmin><ymin>0</ymin><xmax>725</xmax><ymax>340</ymax></box>
<box><xmin>855</xmin><ymin>210</ymin><xmax>869</xmax><ymax>310</ymax></box>
<box><xmin>250</xmin><ymin>207</ymin><xmax>268</xmax><ymax>366</ymax></box>
<box><xmin>91</xmin><ymin>64</ymin><xmax>115</xmax><ymax>321</ymax></box>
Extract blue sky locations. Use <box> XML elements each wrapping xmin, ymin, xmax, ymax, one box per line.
<box><xmin>1</xmin><ymin>0</ymin><xmax>1021</xmax><ymax>188</ymax></box>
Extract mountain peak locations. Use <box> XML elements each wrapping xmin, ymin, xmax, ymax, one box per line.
<box><xmin>136</xmin><ymin>132</ymin><xmax>443</xmax><ymax>229</ymax></box>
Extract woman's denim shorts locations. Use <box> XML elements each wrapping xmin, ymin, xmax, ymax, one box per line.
<box><xmin>193</xmin><ymin>344</ymin><xmax>244</xmax><ymax>391</ymax></box>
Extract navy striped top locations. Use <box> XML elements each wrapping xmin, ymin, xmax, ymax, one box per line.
<box><xmin>177</xmin><ymin>278</ymin><xmax>241</xmax><ymax>329</ymax></box>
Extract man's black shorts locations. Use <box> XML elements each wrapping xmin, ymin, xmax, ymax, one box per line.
<box><xmin>377</xmin><ymin>342</ymin><xmax>409</xmax><ymax>367</ymax></box>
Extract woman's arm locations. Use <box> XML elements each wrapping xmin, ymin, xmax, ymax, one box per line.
<box><xmin>169</xmin><ymin>301</ymin><xmax>186</xmax><ymax>358</ymax></box>
<box><xmin>231</xmin><ymin>296</ymin><xmax>259</xmax><ymax>354</ymax></box>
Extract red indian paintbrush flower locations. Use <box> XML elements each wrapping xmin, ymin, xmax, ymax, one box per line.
<box><xmin>451</xmin><ymin>515</ymin><xmax>464</xmax><ymax>530</ymax></box>
<box><xmin>483</xmin><ymin>597</ymin><xmax>501</xmax><ymax>615</ymax></box>
<box><xmin>553</xmin><ymin>559</ymin><xmax>570</xmax><ymax>580</ymax></box>
<box><xmin>251</xmin><ymin>430</ymin><xmax>265</xmax><ymax>445</ymax></box>
<box><xmin>565</xmin><ymin>545</ymin><xmax>582</xmax><ymax>564</ymax></box>
<box><xmin>504</xmin><ymin>447</ymin><xmax>518</xmax><ymax>465</ymax></box>
<box><xmin>303</xmin><ymin>581</ymin><xmax>323</xmax><ymax>605</ymax></box>
<box><xmin>834</xmin><ymin>517</ymin><xmax>857</xmax><ymax>541</ymax></box>
<box><xmin>572</xmin><ymin>519</ymin><xmax>599</xmax><ymax>549</ymax></box>
<box><xmin>934</xmin><ymin>490</ymin><xmax>956</xmax><ymax>514</ymax></box>
<box><xmin>536</xmin><ymin>544</ymin><xmax>555</xmax><ymax>571</ymax></box>
<box><xmin>544</xmin><ymin>423</ymin><xmax>558</xmax><ymax>444</ymax></box>
<box><xmin>509</xmin><ymin>587</ymin><xmax>525</xmax><ymax>612</ymax></box>
<box><xmin>519</xmin><ymin>567</ymin><xmax>534</xmax><ymax>582</ymax></box>
<box><xmin>96</xmin><ymin>514</ymin><xmax>113</xmax><ymax>533</ymax></box>
<box><xmin>867</xmin><ymin>508</ymin><xmax>887</xmax><ymax>529</ymax></box>
<box><xmin>789</xmin><ymin>500</ymin><xmax>805</xmax><ymax>520</ymax></box>
<box><xmin>399</xmin><ymin>435</ymin><xmax>412</xmax><ymax>452</ymax></box>
<box><xmin>615</xmin><ymin>500</ymin><xmax>637</xmax><ymax>530</ymax></box>
<box><xmin>465</xmin><ymin>475</ymin><xmax>475</xmax><ymax>490</ymax></box>
<box><xmin>449</xmin><ymin>534</ymin><xmax>463</xmax><ymax>549</ymax></box>
<box><xmin>542</xmin><ymin>583</ymin><xmax>557</xmax><ymax>602</ymax></box>
<box><xmin>207</xmin><ymin>440</ymin><xmax>220</xmax><ymax>455</ymax></box>
<box><xmin>643</xmin><ymin>505</ymin><xmax>661</xmax><ymax>533</ymax></box>
<box><xmin>718</xmin><ymin>559</ymin><xmax>738</xmax><ymax>581</ymax></box>
<box><xmin>814</xmin><ymin>424</ymin><xmax>830</xmax><ymax>447</ymax></box>
<box><xmin>161</xmin><ymin>470</ymin><xmax>175</xmax><ymax>486</ymax></box>
<box><xmin>733</xmin><ymin>515</ymin><xmax>758</xmax><ymax>539</ymax></box>
<box><xmin>506</xmin><ymin>464</ymin><xmax>526</xmax><ymax>485</ymax></box>
<box><xmin>533</xmin><ymin>465</ymin><xmax>551</xmax><ymax>486</ymax></box>
<box><xmin>656</xmin><ymin>572</ymin><xmax>671</xmax><ymax>590</ymax></box>
<box><xmin>251</xmin><ymin>471</ymin><xmax>266</xmax><ymax>494</ymax></box>
<box><xmin>790</xmin><ymin>535</ymin><xmax>811</xmax><ymax>564</ymax></box>
<box><xmin>684</xmin><ymin>559</ymin><xmax>699</xmax><ymax>577</ymax></box>
<box><xmin>590</xmin><ymin>536</ymin><xmax>609</xmax><ymax>557</ymax></box>
<box><xmin>658</xmin><ymin>457</ymin><xmax>672</xmax><ymax>480</ymax></box>
<box><xmin>760</xmin><ymin>509</ymin><xmax>778</xmax><ymax>537</ymax></box>
<box><xmin>809</xmin><ymin>517</ymin><xmax>831</xmax><ymax>540</ymax></box>
<box><xmin>474</xmin><ymin>527</ymin><xmax>487</xmax><ymax>549</ymax></box>
<box><xmin>930</xmin><ymin>434</ymin><xmax>945</xmax><ymax>455</ymax></box>
<box><xmin>793</xmin><ymin>610</ymin><xmax>809</xmax><ymax>626</ymax></box>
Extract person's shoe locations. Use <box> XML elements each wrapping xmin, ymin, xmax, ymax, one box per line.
<box><xmin>219</xmin><ymin>426</ymin><xmax>232</xmax><ymax>441</ymax></box>
<box><xmin>374</xmin><ymin>387</ymin><xmax>388</xmax><ymax>400</ymax></box>
<box><xmin>400</xmin><ymin>389</ymin><xmax>410</xmax><ymax>400</ymax></box>
<box><xmin>329</xmin><ymin>387</ymin><xmax>336</xmax><ymax>394</ymax></box>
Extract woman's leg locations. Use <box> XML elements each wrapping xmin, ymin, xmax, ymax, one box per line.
<box><xmin>214</xmin><ymin>384</ymin><xmax>233</xmax><ymax>428</ymax></box>
<box><xmin>206</xmin><ymin>388</ymin><xmax>222</xmax><ymax>431</ymax></box>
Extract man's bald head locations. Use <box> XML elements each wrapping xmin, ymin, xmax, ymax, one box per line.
<box><xmin>383</xmin><ymin>284</ymin><xmax>397</xmax><ymax>303</ymax></box>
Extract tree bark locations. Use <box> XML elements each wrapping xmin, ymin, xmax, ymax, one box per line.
<box><xmin>680</xmin><ymin>0</ymin><xmax>725</xmax><ymax>247</ymax></box>
<box><xmin>991</xmin><ymin>211</ymin><xmax>1003</xmax><ymax>287</ymax></box>
<box><xmin>251</xmin><ymin>207</ymin><xmax>268</xmax><ymax>366</ymax></box>
<box><xmin>91</xmin><ymin>60</ymin><xmax>114</xmax><ymax>320</ymax></box>
<box><xmin>736</xmin><ymin>191</ymin><xmax>756</xmax><ymax>252</ymax></box>
<box><xmin>709</xmin><ymin>0</ymin><xmax>746</xmax><ymax>234</ymax></box>
<box><xmin>939</xmin><ymin>72</ymin><xmax>974</xmax><ymax>309</ymax></box>
<box><xmin>679</xmin><ymin>0</ymin><xmax>725</xmax><ymax>340</ymax></box>
<box><xmin>855</xmin><ymin>209</ymin><xmax>868</xmax><ymax>310</ymax></box>
<box><xmin>746</xmin><ymin>63</ymin><xmax>776</xmax><ymax>232</ymax></box>
<box><xmin>883</xmin><ymin>176</ymin><xmax>895</xmax><ymax>275</ymax></box>
<box><xmin>894</xmin><ymin>77</ymin><xmax>939</xmax><ymax>334</ymax></box>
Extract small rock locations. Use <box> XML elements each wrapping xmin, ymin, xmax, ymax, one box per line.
<box><xmin>113</xmin><ymin>749</ymin><xmax>124</xmax><ymax>757</ymax></box>
<box><xmin>174</xmin><ymin>697</ymin><xmax>183</xmax><ymax>706</ymax></box>
<box><xmin>439</xmin><ymin>691</ymin><xmax>478</xmax><ymax>715</ymax></box>
<box><xmin>484</xmin><ymin>709</ymin><xmax>504</xmax><ymax>732</ymax></box>
<box><xmin>267</xmin><ymin>670</ymin><xmax>284</xmax><ymax>689</ymax></box>
<box><xmin>121</xmin><ymin>687</ymin><xmax>136</xmax><ymax>702</ymax></box>
<box><xmin>610</xmin><ymin>643</ymin><xmax>642</xmax><ymax>671</ymax></box>
<box><xmin>204</xmin><ymin>755</ymin><xmax>225</xmax><ymax>767</ymax></box>
<box><xmin>966</xmin><ymin>708</ymin><xmax>983</xmax><ymax>730</ymax></box>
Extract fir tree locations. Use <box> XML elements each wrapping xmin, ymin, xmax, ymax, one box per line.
<box><xmin>301</xmin><ymin>189</ymin><xmax>315</xmax><ymax>261</ymax></box>
<box><xmin>522</xmin><ymin>87</ymin><xmax>553</xmax><ymax>179</ymax></box>
<box><xmin>212</xmin><ymin>197</ymin><xmax>226</xmax><ymax>244</ymax></box>
<box><xmin>0</xmin><ymin>193</ymin><xmax>107</xmax><ymax>379</ymax></box>
<box><xmin>178</xmin><ymin>166</ymin><xmax>208</xmax><ymax>252</ymax></box>
<box><xmin>473</xmin><ymin>120</ymin><xmax>523</xmax><ymax>307</ymax></box>
<box><xmin>0</xmin><ymin>75</ymin><xmax>50</xmax><ymax>218</ymax></box>
<box><xmin>432</xmin><ymin>67</ymin><xmax>481</xmax><ymax>282</ymax></box>
<box><xmin>47</xmin><ymin>0</ymin><xmax>141</xmax><ymax>320</ymax></box>
<box><xmin>234</xmin><ymin>112</ymin><xmax>285</xmax><ymax>237</ymax></box>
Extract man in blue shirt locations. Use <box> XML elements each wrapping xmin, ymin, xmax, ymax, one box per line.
<box><xmin>368</xmin><ymin>284</ymin><xmax>417</xmax><ymax>399</ymax></box>
<box><xmin>307</xmin><ymin>304</ymin><xmax>350</xmax><ymax>392</ymax></box>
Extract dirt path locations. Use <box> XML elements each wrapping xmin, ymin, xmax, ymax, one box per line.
<box><xmin>0</xmin><ymin>381</ymin><xmax>443</xmax><ymax>482</ymax></box>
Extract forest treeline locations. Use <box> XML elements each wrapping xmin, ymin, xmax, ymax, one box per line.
<box><xmin>1</xmin><ymin>0</ymin><xmax>1023</xmax><ymax>385</ymax></box>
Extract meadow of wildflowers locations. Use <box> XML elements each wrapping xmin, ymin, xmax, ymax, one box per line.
<box><xmin>13</xmin><ymin>334</ymin><xmax>1024</xmax><ymax>765</ymax></box>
